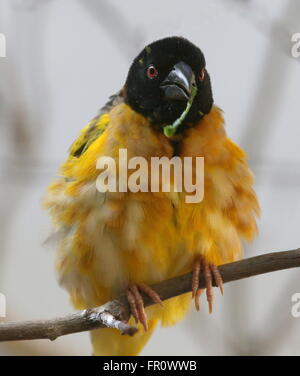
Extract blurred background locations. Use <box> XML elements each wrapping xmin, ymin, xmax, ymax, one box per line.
<box><xmin>0</xmin><ymin>0</ymin><xmax>299</xmax><ymax>355</ymax></box>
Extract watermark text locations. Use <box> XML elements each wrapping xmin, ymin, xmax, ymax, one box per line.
<box><xmin>291</xmin><ymin>33</ymin><xmax>300</xmax><ymax>58</ymax></box>
<box><xmin>0</xmin><ymin>33</ymin><xmax>6</xmax><ymax>58</ymax></box>
<box><xmin>96</xmin><ymin>149</ymin><xmax>204</xmax><ymax>203</ymax></box>
<box><xmin>0</xmin><ymin>292</ymin><xmax>6</xmax><ymax>318</ymax></box>
<box><xmin>291</xmin><ymin>293</ymin><xmax>300</xmax><ymax>318</ymax></box>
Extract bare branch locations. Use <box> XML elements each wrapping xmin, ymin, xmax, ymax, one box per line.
<box><xmin>0</xmin><ymin>249</ymin><xmax>299</xmax><ymax>342</ymax></box>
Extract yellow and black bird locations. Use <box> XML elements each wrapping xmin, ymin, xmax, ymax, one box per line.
<box><xmin>44</xmin><ymin>36</ymin><xmax>259</xmax><ymax>355</ymax></box>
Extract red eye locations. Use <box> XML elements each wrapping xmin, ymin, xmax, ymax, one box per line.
<box><xmin>199</xmin><ymin>68</ymin><xmax>205</xmax><ymax>81</ymax></box>
<box><xmin>147</xmin><ymin>65</ymin><xmax>158</xmax><ymax>79</ymax></box>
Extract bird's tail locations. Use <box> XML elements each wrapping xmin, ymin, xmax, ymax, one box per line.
<box><xmin>90</xmin><ymin>318</ymin><xmax>158</xmax><ymax>356</ymax></box>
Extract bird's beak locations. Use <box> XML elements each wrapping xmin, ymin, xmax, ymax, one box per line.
<box><xmin>160</xmin><ymin>62</ymin><xmax>195</xmax><ymax>102</ymax></box>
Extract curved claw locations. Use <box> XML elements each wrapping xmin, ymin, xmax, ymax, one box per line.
<box><xmin>126</xmin><ymin>288</ymin><xmax>139</xmax><ymax>324</ymax></box>
<box><xmin>192</xmin><ymin>256</ymin><xmax>224</xmax><ymax>313</ymax></box>
<box><xmin>138</xmin><ymin>283</ymin><xmax>164</xmax><ymax>307</ymax></box>
<box><xmin>126</xmin><ymin>283</ymin><xmax>163</xmax><ymax>332</ymax></box>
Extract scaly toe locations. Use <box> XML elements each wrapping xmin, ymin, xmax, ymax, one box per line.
<box><xmin>130</xmin><ymin>285</ymin><xmax>148</xmax><ymax>331</ymax></box>
<box><xmin>210</xmin><ymin>264</ymin><xmax>224</xmax><ymax>296</ymax></box>
<box><xmin>138</xmin><ymin>283</ymin><xmax>164</xmax><ymax>307</ymax></box>
<box><xmin>126</xmin><ymin>283</ymin><xmax>164</xmax><ymax>332</ymax></box>
<box><xmin>191</xmin><ymin>256</ymin><xmax>224</xmax><ymax>314</ymax></box>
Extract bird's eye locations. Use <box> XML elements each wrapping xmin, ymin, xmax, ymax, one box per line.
<box><xmin>147</xmin><ymin>65</ymin><xmax>158</xmax><ymax>79</ymax></box>
<box><xmin>199</xmin><ymin>68</ymin><xmax>205</xmax><ymax>81</ymax></box>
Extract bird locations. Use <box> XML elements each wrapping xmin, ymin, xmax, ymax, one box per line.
<box><xmin>44</xmin><ymin>36</ymin><xmax>259</xmax><ymax>356</ymax></box>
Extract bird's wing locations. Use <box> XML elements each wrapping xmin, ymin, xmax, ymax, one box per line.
<box><xmin>69</xmin><ymin>90</ymin><xmax>124</xmax><ymax>158</ymax></box>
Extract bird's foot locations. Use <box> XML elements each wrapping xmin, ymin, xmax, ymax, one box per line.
<box><xmin>192</xmin><ymin>255</ymin><xmax>224</xmax><ymax>313</ymax></box>
<box><xmin>126</xmin><ymin>283</ymin><xmax>163</xmax><ymax>331</ymax></box>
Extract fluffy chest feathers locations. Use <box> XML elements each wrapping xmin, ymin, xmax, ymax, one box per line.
<box><xmin>44</xmin><ymin>103</ymin><xmax>259</xmax><ymax>308</ymax></box>
<box><xmin>177</xmin><ymin>107</ymin><xmax>259</xmax><ymax>264</ymax></box>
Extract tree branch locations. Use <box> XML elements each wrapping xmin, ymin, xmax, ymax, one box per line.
<box><xmin>0</xmin><ymin>249</ymin><xmax>299</xmax><ymax>342</ymax></box>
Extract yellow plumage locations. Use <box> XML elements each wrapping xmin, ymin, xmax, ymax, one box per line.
<box><xmin>44</xmin><ymin>103</ymin><xmax>259</xmax><ymax>355</ymax></box>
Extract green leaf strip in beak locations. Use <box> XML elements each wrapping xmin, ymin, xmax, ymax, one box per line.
<box><xmin>163</xmin><ymin>84</ymin><xmax>198</xmax><ymax>138</ymax></box>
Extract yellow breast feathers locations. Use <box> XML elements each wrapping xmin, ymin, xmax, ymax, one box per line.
<box><xmin>44</xmin><ymin>102</ymin><xmax>259</xmax><ymax>314</ymax></box>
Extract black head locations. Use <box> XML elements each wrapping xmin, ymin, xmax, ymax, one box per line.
<box><xmin>124</xmin><ymin>36</ymin><xmax>213</xmax><ymax>129</ymax></box>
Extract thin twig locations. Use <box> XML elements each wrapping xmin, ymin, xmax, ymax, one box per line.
<box><xmin>0</xmin><ymin>249</ymin><xmax>299</xmax><ymax>342</ymax></box>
